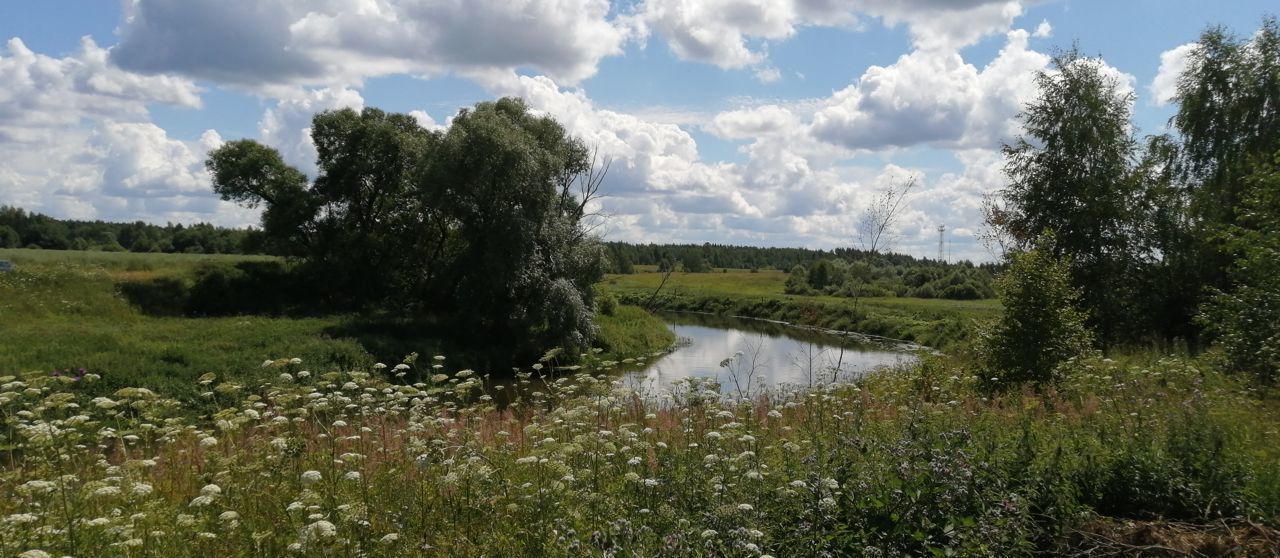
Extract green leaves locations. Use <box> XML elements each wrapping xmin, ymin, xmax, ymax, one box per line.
<box><xmin>978</xmin><ymin>236</ymin><xmax>1093</xmax><ymax>391</ymax></box>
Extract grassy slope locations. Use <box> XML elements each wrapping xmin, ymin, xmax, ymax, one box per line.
<box><xmin>599</xmin><ymin>269</ymin><xmax>999</xmax><ymax>349</ymax></box>
<box><xmin>0</xmin><ymin>249</ymin><xmax>671</xmax><ymax>400</ymax></box>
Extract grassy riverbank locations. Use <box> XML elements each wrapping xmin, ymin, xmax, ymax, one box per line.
<box><xmin>0</xmin><ymin>249</ymin><xmax>673</xmax><ymax>402</ymax></box>
<box><xmin>599</xmin><ymin>270</ymin><xmax>998</xmax><ymax>350</ymax></box>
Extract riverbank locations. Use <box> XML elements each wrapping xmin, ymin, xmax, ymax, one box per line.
<box><xmin>0</xmin><ymin>249</ymin><xmax>675</xmax><ymax>402</ymax></box>
<box><xmin>599</xmin><ymin>270</ymin><xmax>998</xmax><ymax>350</ymax></box>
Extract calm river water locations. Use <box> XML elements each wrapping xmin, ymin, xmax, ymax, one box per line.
<box><xmin>618</xmin><ymin>312</ymin><xmax>917</xmax><ymax>395</ymax></box>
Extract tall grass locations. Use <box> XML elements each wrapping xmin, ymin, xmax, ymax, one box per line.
<box><xmin>1</xmin><ymin>351</ymin><xmax>1275</xmax><ymax>557</ymax></box>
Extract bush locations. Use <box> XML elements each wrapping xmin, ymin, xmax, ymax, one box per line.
<box><xmin>977</xmin><ymin>239</ymin><xmax>1092</xmax><ymax>391</ymax></box>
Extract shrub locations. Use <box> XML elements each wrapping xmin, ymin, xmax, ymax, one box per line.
<box><xmin>977</xmin><ymin>238</ymin><xmax>1092</xmax><ymax>391</ymax></box>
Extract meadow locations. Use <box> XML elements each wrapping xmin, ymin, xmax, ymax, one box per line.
<box><xmin>1</xmin><ymin>346</ymin><xmax>1277</xmax><ymax>556</ymax></box>
<box><xmin>0</xmin><ymin>249</ymin><xmax>673</xmax><ymax>403</ymax></box>
<box><xmin>600</xmin><ymin>268</ymin><xmax>999</xmax><ymax>350</ymax></box>
<box><xmin>3</xmin><ymin>249</ymin><xmax>1279</xmax><ymax>556</ymax></box>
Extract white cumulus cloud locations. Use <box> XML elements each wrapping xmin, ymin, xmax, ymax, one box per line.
<box><xmin>1151</xmin><ymin>42</ymin><xmax>1197</xmax><ymax>106</ymax></box>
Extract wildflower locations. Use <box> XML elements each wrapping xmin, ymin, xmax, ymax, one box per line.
<box><xmin>263</xmin><ymin>360</ymin><xmax>275</xmax><ymax>368</ymax></box>
<box><xmin>344</xmin><ymin>471</ymin><xmax>361</xmax><ymax>481</ymax></box>
<box><xmin>643</xmin><ymin>478</ymin><xmax>659</xmax><ymax>487</ymax></box>
<box><xmin>5</xmin><ymin>513</ymin><xmax>39</xmax><ymax>525</ymax></box>
<box><xmin>701</xmin><ymin>529</ymin><xmax>718</xmax><ymax>539</ymax></box>
<box><xmin>279</xmin><ymin>373</ymin><xmax>294</xmax><ymax>383</ymax></box>
<box><xmin>304</xmin><ymin>520</ymin><xmax>337</xmax><ymax>540</ymax></box>
<box><xmin>393</xmin><ymin>364</ymin><xmax>410</xmax><ymax>371</ymax></box>
<box><xmin>297</xmin><ymin>371</ymin><xmax>311</xmax><ymax>378</ymax></box>
<box><xmin>737</xmin><ymin>503</ymin><xmax>754</xmax><ymax>512</ymax></box>
<box><xmin>219</xmin><ymin>511</ymin><xmax>240</xmax><ymax>522</ymax></box>
<box><xmin>199</xmin><ymin>436</ymin><xmax>218</xmax><ymax>448</ymax></box>
<box><xmin>18</xmin><ymin>550</ymin><xmax>51</xmax><ymax>558</ymax></box>
<box><xmin>93</xmin><ymin>486</ymin><xmax>122</xmax><ymax>498</ymax></box>
<box><xmin>627</xmin><ymin>456</ymin><xmax>642</xmax><ymax>466</ymax></box>
<box><xmin>767</xmin><ymin>409</ymin><xmax>782</xmax><ymax>419</ymax></box>
<box><xmin>17</xmin><ymin>480</ymin><xmax>56</xmax><ymax>495</ymax></box>
<box><xmin>132</xmin><ymin>483</ymin><xmax>154</xmax><ymax>496</ymax></box>
<box><xmin>289</xmin><ymin>358</ymin><xmax>303</xmax><ymax>365</ymax></box>
<box><xmin>380</xmin><ymin>533</ymin><xmax>400</xmax><ymax>544</ymax></box>
<box><xmin>301</xmin><ymin>470</ymin><xmax>323</xmax><ymax>485</ymax></box>
<box><xmin>201</xmin><ymin>484</ymin><xmax>222</xmax><ymax>496</ymax></box>
<box><xmin>189</xmin><ymin>495</ymin><xmax>215</xmax><ymax>507</ymax></box>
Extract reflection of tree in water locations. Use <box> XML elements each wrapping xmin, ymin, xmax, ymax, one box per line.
<box><xmin>657</xmin><ymin>311</ymin><xmax>885</xmax><ymax>351</ymax></box>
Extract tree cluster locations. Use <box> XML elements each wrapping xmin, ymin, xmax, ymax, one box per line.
<box><xmin>206</xmin><ymin>98</ymin><xmax>609</xmax><ymax>362</ymax></box>
<box><xmin>0</xmin><ymin>206</ymin><xmax>254</xmax><ymax>254</ymax></box>
<box><xmin>605</xmin><ymin>242</ymin><xmax>956</xmax><ymax>273</ymax></box>
<box><xmin>984</xmin><ymin>17</ymin><xmax>1280</xmax><ymax>382</ymax></box>
<box><xmin>784</xmin><ymin>258</ymin><xmax>996</xmax><ymax>300</ymax></box>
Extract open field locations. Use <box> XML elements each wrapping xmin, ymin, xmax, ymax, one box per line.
<box><xmin>0</xmin><ymin>249</ymin><xmax>672</xmax><ymax>402</ymax></box>
<box><xmin>600</xmin><ymin>269</ymin><xmax>999</xmax><ymax>349</ymax></box>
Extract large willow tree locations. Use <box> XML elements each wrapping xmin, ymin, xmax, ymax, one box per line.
<box><xmin>206</xmin><ymin>98</ymin><xmax>608</xmax><ymax>362</ymax></box>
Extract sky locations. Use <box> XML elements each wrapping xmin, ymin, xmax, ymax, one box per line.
<box><xmin>0</xmin><ymin>1</ymin><xmax>1274</xmax><ymax>262</ymax></box>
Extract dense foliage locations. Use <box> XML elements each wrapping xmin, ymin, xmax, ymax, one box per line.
<box><xmin>783</xmin><ymin>259</ymin><xmax>996</xmax><ymax>300</ymax></box>
<box><xmin>0</xmin><ymin>206</ymin><xmax>253</xmax><ymax>254</ymax></box>
<box><xmin>1200</xmin><ymin>152</ymin><xmax>1280</xmax><ymax>383</ymax></box>
<box><xmin>983</xmin><ymin>17</ymin><xmax>1280</xmax><ymax>372</ymax></box>
<box><xmin>994</xmin><ymin>49</ymin><xmax>1144</xmax><ymax>343</ymax></box>
<box><xmin>206</xmin><ymin>99</ymin><xmax>608</xmax><ymax>362</ymax></box>
<box><xmin>976</xmin><ymin>237</ymin><xmax>1092</xmax><ymax>391</ymax></box>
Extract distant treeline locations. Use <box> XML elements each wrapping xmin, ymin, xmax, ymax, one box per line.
<box><xmin>0</xmin><ymin>206</ymin><xmax>257</xmax><ymax>254</ymax></box>
<box><xmin>603</xmin><ymin>241</ymin><xmax>987</xmax><ymax>272</ymax></box>
<box><xmin>1</xmin><ymin>206</ymin><xmax>997</xmax><ymax>299</ymax></box>
<box><xmin>604</xmin><ymin>242</ymin><xmax>999</xmax><ymax>300</ymax></box>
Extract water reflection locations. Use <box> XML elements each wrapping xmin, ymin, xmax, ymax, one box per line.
<box><xmin>622</xmin><ymin>312</ymin><xmax>915</xmax><ymax>396</ymax></box>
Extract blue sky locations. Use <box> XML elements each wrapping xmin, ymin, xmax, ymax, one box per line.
<box><xmin>0</xmin><ymin>1</ymin><xmax>1274</xmax><ymax>261</ymax></box>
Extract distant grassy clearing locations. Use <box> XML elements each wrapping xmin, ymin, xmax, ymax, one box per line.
<box><xmin>598</xmin><ymin>269</ymin><xmax>999</xmax><ymax>349</ymax></box>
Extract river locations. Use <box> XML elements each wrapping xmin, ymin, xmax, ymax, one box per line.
<box><xmin>615</xmin><ymin>312</ymin><xmax>918</xmax><ymax>396</ymax></box>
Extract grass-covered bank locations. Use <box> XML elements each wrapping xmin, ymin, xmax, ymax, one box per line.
<box><xmin>600</xmin><ymin>270</ymin><xmax>998</xmax><ymax>350</ymax></box>
<box><xmin>0</xmin><ymin>351</ymin><xmax>1276</xmax><ymax>557</ymax></box>
<box><xmin>0</xmin><ymin>250</ymin><xmax>673</xmax><ymax>402</ymax></box>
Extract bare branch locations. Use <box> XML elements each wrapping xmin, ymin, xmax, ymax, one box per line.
<box><xmin>856</xmin><ymin>176</ymin><xmax>917</xmax><ymax>255</ymax></box>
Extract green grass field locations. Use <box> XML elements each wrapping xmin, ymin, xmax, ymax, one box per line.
<box><xmin>0</xmin><ymin>249</ymin><xmax>671</xmax><ymax>401</ymax></box>
<box><xmin>599</xmin><ymin>269</ymin><xmax>999</xmax><ymax>349</ymax></box>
